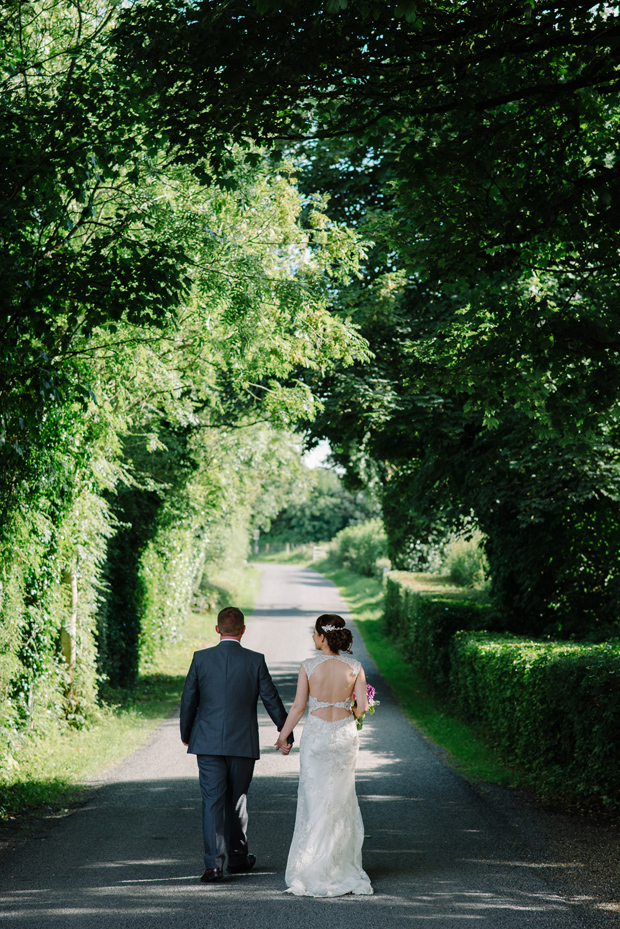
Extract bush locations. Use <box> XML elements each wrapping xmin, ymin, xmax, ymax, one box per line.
<box><xmin>450</xmin><ymin>633</ymin><xmax>620</xmax><ymax>807</ymax></box>
<box><xmin>383</xmin><ymin>573</ymin><xmax>492</xmax><ymax>690</ymax></box>
<box><xmin>483</xmin><ymin>499</ymin><xmax>620</xmax><ymax>640</ymax></box>
<box><xmin>262</xmin><ymin>469</ymin><xmax>378</xmax><ymax>546</ymax></box>
<box><xmin>442</xmin><ymin>533</ymin><xmax>488</xmax><ymax>589</ymax></box>
<box><xmin>384</xmin><ymin>572</ymin><xmax>620</xmax><ymax>808</ymax></box>
<box><xmin>330</xmin><ymin>518</ymin><xmax>389</xmax><ymax>577</ymax></box>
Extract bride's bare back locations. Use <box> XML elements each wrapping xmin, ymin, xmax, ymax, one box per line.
<box><xmin>305</xmin><ymin>654</ymin><xmax>366</xmax><ymax>721</ymax></box>
<box><xmin>275</xmin><ymin>621</ymin><xmax>369</xmax><ymax>746</ymax></box>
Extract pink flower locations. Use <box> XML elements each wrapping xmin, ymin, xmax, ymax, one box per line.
<box><xmin>352</xmin><ymin>682</ymin><xmax>380</xmax><ymax>729</ymax></box>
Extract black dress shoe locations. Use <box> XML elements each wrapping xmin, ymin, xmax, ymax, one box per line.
<box><xmin>227</xmin><ymin>853</ymin><xmax>256</xmax><ymax>874</ymax></box>
<box><xmin>200</xmin><ymin>867</ymin><xmax>224</xmax><ymax>883</ymax></box>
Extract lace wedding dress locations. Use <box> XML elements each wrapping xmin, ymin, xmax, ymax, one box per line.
<box><xmin>284</xmin><ymin>654</ymin><xmax>373</xmax><ymax>897</ymax></box>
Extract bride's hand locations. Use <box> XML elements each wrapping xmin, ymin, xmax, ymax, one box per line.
<box><xmin>275</xmin><ymin>736</ymin><xmax>291</xmax><ymax>754</ymax></box>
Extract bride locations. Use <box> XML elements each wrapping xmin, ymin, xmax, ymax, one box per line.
<box><xmin>275</xmin><ymin>613</ymin><xmax>374</xmax><ymax>897</ymax></box>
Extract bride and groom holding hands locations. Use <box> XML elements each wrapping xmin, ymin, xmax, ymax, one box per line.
<box><xmin>180</xmin><ymin>605</ymin><xmax>374</xmax><ymax>897</ymax></box>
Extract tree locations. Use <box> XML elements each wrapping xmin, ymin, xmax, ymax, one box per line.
<box><xmin>113</xmin><ymin>0</ymin><xmax>620</xmax><ymax>633</ymax></box>
<box><xmin>0</xmin><ymin>0</ymin><xmax>369</xmax><ymax>756</ymax></box>
<box><xmin>261</xmin><ymin>467</ymin><xmax>378</xmax><ymax>545</ymax></box>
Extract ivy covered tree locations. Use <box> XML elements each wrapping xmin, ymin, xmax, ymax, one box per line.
<box><xmin>0</xmin><ymin>0</ymin><xmax>367</xmax><ymax>769</ymax></box>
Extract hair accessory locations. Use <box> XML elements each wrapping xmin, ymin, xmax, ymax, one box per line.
<box><xmin>321</xmin><ymin>623</ymin><xmax>340</xmax><ymax>632</ymax></box>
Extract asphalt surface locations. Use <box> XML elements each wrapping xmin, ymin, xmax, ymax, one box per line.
<box><xmin>0</xmin><ymin>563</ymin><xmax>612</xmax><ymax>928</ymax></box>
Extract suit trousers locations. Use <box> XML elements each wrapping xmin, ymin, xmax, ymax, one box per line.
<box><xmin>197</xmin><ymin>754</ymin><xmax>255</xmax><ymax>870</ymax></box>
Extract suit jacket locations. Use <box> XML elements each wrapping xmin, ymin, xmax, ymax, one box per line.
<box><xmin>180</xmin><ymin>640</ymin><xmax>290</xmax><ymax>759</ymax></box>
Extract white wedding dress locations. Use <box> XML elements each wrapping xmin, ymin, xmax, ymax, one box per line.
<box><xmin>284</xmin><ymin>654</ymin><xmax>373</xmax><ymax>897</ymax></box>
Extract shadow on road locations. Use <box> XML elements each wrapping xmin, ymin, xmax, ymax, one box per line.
<box><xmin>0</xmin><ymin>764</ymin><xmax>581</xmax><ymax>929</ymax></box>
<box><xmin>0</xmin><ymin>563</ymin><xmax>597</xmax><ymax>929</ymax></box>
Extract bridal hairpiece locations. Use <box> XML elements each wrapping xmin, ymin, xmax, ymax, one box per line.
<box><xmin>321</xmin><ymin>624</ymin><xmax>341</xmax><ymax>632</ymax></box>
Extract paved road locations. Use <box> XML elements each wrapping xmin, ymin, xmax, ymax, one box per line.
<box><xmin>0</xmin><ymin>563</ymin><xmax>609</xmax><ymax>928</ymax></box>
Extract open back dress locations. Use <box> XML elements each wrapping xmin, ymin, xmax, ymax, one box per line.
<box><xmin>284</xmin><ymin>653</ymin><xmax>373</xmax><ymax>897</ymax></box>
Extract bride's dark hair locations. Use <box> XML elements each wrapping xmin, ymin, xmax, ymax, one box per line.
<box><xmin>315</xmin><ymin>614</ymin><xmax>353</xmax><ymax>654</ymax></box>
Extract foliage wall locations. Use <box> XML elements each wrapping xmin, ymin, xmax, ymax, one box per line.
<box><xmin>0</xmin><ymin>0</ymin><xmax>365</xmax><ymax>767</ymax></box>
<box><xmin>449</xmin><ymin>632</ymin><xmax>620</xmax><ymax>809</ymax></box>
<box><xmin>384</xmin><ymin>572</ymin><xmax>620</xmax><ymax>808</ymax></box>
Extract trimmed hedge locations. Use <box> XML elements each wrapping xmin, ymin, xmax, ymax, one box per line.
<box><xmin>384</xmin><ymin>573</ymin><xmax>492</xmax><ymax>690</ymax></box>
<box><xmin>383</xmin><ymin>572</ymin><xmax>620</xmax><ymax>807</ymax></box>
<box><xmin>450</xmin><ymin>633</ymin><xmax>620</xmax><ymax>806</ymax></box>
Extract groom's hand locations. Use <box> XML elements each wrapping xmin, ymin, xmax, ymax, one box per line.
<box><xmin>274</xmin><ymin>736</ymin><xmax>291</xmax><ymax>755</ymax></box>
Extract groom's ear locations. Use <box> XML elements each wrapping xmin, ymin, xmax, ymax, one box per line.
<box><xmin>215</xmin><ymin>624</ymin><xmax>220</xmax><ymax>635</ymax></box>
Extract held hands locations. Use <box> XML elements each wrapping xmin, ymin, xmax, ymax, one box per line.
<box><xmin>275</xmin><ymin>735</ymin><xmax>292</xmax><ymax>755</ymax></box>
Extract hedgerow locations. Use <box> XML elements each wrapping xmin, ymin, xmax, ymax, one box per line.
<box><xmin>383</xmin><ymin>571</ymin><xmax>620</xmax><ymax>808</ymax></box>
<box><xmin>450</xmin><ymin>633</ymin><xmax>620</xmax><ymax>807</ymax></box>
<box><xmin>383</xmin><ymin>573</ymin><xmax>492</xmax><ymax>689</ymax></box>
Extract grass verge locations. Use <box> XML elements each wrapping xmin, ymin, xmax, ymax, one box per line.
<box><xmin>0</xmin><ymin>563</ymin><xmax>262</xmax><ymax>824</ymax></box>
<box><xmin>255</xmin><ymin>549</ymin><xmax>518</xmax><ymax>788</ymax></box>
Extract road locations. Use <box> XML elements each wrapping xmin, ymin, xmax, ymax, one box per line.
<box><xmin>0</xmin><ymin>563</ymin><xmax>612</xmax><ymax>928</ymax></box>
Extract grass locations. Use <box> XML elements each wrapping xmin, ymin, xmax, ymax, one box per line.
<box><xmin>0</xmin><ymin>563</ymin><xmax>262</xmax><ymax>824</ymax></box>
<box><xmin>254</xmin><ymin>548</ymin><xmax>518</xmax><ymax>788</ymax></box>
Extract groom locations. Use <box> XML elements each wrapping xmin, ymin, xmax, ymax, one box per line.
<box><xmin>180</xmin><ymin>605</ymin><xmax>292</xmax><ymax>883</ymax></box>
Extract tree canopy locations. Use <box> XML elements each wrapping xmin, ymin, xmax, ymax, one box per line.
<box><xmin>4</xmin><ymin>0</ymin><xmax>620</xmax><ymax>790</ymax></box>
<box><xmin>112</xmin><ymin>0</ymin><xmax>620</xmax><ymax>635</ymax></box>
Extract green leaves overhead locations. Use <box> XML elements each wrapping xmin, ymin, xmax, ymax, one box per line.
<box><xmin>112</xmin><ymin>0</ymin><xmax>620</xmax><ymax>431</ymax></box>
<box><xmin>113</xmin><ymin>0</ymin><xmax>620</xmax><ymax>631</ymax></box>
<box><xmin>0</xmin><ymin>0</ymin><xmax>368</xmax><ymax>518</ymax></box>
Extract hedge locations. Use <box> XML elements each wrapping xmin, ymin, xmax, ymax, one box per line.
<box><xmin>383</xmin><ymin>572</ymin><xmax>620</xmax><ymax>807</ymax></box>
<box><xmin>383</xmin><ymin>572</ymin><xmax>492</xmax><ymax>690</ymax></box>
<box><xmin>450</xmin><ymin>633</ymin><xmax>620</xmax><ymax>806</ymax></box>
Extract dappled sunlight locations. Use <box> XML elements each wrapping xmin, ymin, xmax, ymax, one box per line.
<box><xmin>359</xmin><ymin>795</ymin><xmax>423</xmax><ymax>802</ymax></box>
<box><xmin>118</xmin><ymin>875</ymin><xmax>200</xmax><ymax>884</ymax></box>
<box><xmin>0</xmin><ymin>762</ymin><xmax>593</xmax><ymax>926</ymax></box>
<box><xmin>0</xmin><ymin>880</ymin><xmax>582</xmax><ymax>924</ymax></box>
<box><xmin>1</xmin><ymin>562</ymin><xmax>610</xmax><ymax>929</ymax></box>
<box><xmin>357</xmin><ymin>747</ymin><xmax>403</xmax><ymax>773</ymax></box>
<box><xmin>119</xmin><ymin>869</ymin><xmax>278</xmax><ymax>884</ymax></box>
<box><xmin>81</xmin><ymin>859</ymin><xmax>182</xmax><ymax>869</ymax></box>
<box><xmin>460</xmin><ymin>859</ymin><xmax>585</xmax><ymax>870</ymax></box>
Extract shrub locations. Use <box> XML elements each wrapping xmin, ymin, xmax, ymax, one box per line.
<box><xmin>442</xmin><ymin>533</ymin><xmax>489</xmax><ymax>589</ymax></box>
<box><xmin>384</xmin><ymin>572</ymin><xmax>620</xmax><ymax>808</ymax></box>
<box><xmin>383</xmin><ymin>573</ymin><xmax>492</xmax><ymax>690</ymax></box>
<box><xmin>330</xmin><ymin>518</ymin><xmax>389</xmax><ymax>577</ymax></box>
<box><xmin>450</xmin><ymin>633</ymin><xmax>620</xmax><ymax>807</ymax></box>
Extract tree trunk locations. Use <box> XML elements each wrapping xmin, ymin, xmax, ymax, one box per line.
<box><xmin>61</xmin><ymin>557</ymin><xmax>78</xmax><ymax>685</ymax></box>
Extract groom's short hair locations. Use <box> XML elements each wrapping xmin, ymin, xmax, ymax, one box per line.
<box><xmin>217</xmin><ymin>606</ymin><xmax>245</xmax><ymax>635</ymax></box>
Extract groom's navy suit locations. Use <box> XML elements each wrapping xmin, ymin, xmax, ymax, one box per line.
<box><xmin>180</xmin><ymin>639</ymin><xmax>290</xmax><ymax>870</ymax></box>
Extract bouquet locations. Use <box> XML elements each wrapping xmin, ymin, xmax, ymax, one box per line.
<box><xmin>352</xmin><ymin>683</ymin><xmax>380</xmax><ymax>730</ymax></box>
